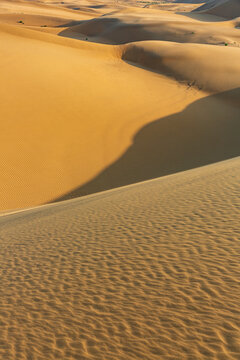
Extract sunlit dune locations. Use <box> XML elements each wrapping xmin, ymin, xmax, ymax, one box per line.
<box><xmin>0</xmin><ymin>1</ymin><xmax>239</xmax><ymax>359</ymax></box>
<box><xmin>0</xmin><ymin>9</ymin><xmax>240</xmax><ymax>210</ymax></box>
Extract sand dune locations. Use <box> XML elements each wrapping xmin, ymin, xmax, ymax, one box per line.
<box><xmin>59</xmin><ymin>9</ymin><xmax>240</xmax><ymax>46</ymax></box>
<box><xmin>0</xmin><ymin>0</ymin><xmax>90</xmax><ymax>19</ymax></box>
<box><xmin>195</xmin><ymin>0</ymin><xmax>240</xmax><ymax>19</ymax></box>
<box><xmin>1</xmin><ymin>2</ymin><xmax>240</xmax><ymax>210</ymax></box>
<box><xmin>0</xmin><ymin>157</ymin><xmax>239</xmax><ymax>360</ymax></box>
<box><xmin>147</xmin><ymin>3</ymin><xmax>203</xmax><ymax>12</ymax></box>
<box><xmin>122</xmin><ymin>41</ymin><xmax>240</xmax><ymax>91</ymax></box>
<box><xmin>0</xmin><ymin>21</ymin><xmax>206</xmax><ymax>211</ymax></box>
<box><xmin>0</xmin><ymin>2</ymin><xmax>240</xmax><ymax>359</ymax></box>
<box><xmin>55</xmin><ymin>87</ymin><xmax>240</xmax><ymax>202</ymax></box>
<box><xmin>0</xmin><ymin>0</ymin><xmax>94</xmax><ymax>26</ymax></box>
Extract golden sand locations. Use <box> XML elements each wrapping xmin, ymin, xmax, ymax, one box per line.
<box><xmin>0</xmin><ymin>1</ymin><xmax>239</xmax><ymax>359</ymax></box>
<box><xmin>0</xmin><ymin>1</ymin><xmax>240</xmax><ymax>210</ymax></box>
<box><xmin>0</xmin><ymin>158</ymin><xmax>240</xmax><ymax>359</ymax></box>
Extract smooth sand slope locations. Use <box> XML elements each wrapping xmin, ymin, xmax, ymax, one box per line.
<box><xmin>1</xmin><ymin>0</ymin><xmax>240</xmax><ymax>210</ymax></box>
<box><xmin>0</xmin><ymin>22</ymin><xmax>205</xmax><ymax>210</ymax></box>
<box><xmin>0</xmin><ymin>157</ymin><xmax>240</xmax><ymax>360</ymax></box>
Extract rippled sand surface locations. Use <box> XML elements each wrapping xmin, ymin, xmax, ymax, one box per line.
<box><xmin>0</xmin><ymin>158</ymin><xmax>239</xmax><ymax>360</ymax></box>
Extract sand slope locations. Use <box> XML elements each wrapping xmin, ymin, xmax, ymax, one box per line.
<box><xmin>0</xmin><ymin>2</ymin><xmax>240</xmax><ymax>360</ymax></box>
<box><xmin>59</xmin><ymin>9</ymin><xmax>240</xmax><ymax>46</ymax></box>
<box><xmin>195</xmin><ymin>0</ymin><xmax>240</xmax><ymax>19</ymax></box>
<box><xmin>0</xmin><ymin>22</ymin><xmax>208</xmax><ymax>210</ymax></box>
<box><xmin>1</xmin><ymin>19</ymin><xmax>240</xmax><ymax>210</ymax></box>
<box><xmin>122</xmin><ymin>41</ymin><xmax>240</xmax><ymax>91</ymax></box>
<box><xmin>54</xmin><ymin>87</ymin><xmax>240</xmax><ymax>202</ymax></box>
<box><xmin>0</xmin><ymin>157</ymin><xmax>239</xmax><ymax>360</ymax></box>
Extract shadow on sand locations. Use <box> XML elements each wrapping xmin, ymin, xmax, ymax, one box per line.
<box><xmin>53</xmin><ymin>88</ymin><xmax>240</xmax><ymax>203</ymax></box>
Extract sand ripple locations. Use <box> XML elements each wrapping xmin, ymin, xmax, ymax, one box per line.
<box><xmin>0</xmin><ymin>158</ymin><xmax>239</xmax><ymax>360</ymax></box>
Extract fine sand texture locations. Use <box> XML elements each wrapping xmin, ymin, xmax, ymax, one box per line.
<box><xmin>0</xmin><ymin>1</ymin><xmax>240</xmax><ymax>359</ymax></box>
<box><xmin>0</xmin><ymin>157</ymin><xmax>240</xmax><ymax>360</ymax></box>
<box><xmin>1</xmin><ymin>0</ymin><xmax>240</xmax><ymax>210</ymax></box>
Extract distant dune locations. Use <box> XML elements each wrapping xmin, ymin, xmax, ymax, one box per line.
<box><xmin>59</xmin><ymin>9</ymin><xmax>240</xmax><ymax>46</ymax></box>
<box><xmin>195</xmin><ymin>0</ymin><xmax>240</xmax><ymax>19</ymax></box>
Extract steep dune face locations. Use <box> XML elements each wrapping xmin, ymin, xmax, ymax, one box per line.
<box><xmin>195</xmin><ymin>0</ymin><xmax>240</xmax><ymax>19</ymax></box>
<box><xmin>0</xmin><ymin>157</ymin><xmax>239</xmax><ymax>360</ymax></box>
